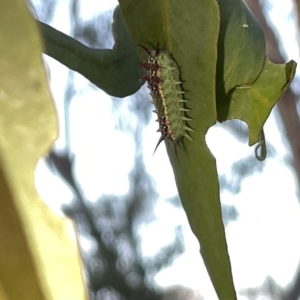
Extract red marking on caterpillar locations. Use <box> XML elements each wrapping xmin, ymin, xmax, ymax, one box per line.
<box><xmin>138</xmin><ymin>44</ymin><xmax>193</xmax><ymax>155</ymax></box>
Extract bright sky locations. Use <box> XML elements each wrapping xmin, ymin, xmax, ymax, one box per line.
<box><xmin>34</xmin><ymin>0</ymin><xmax>300</xmax><ymax>299</ymax></box>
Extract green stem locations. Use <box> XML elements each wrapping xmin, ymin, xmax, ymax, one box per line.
<box><xmin>36</xmin><ymin>6</ymin><xmax>143</xmax><ymax>98</ymax></box>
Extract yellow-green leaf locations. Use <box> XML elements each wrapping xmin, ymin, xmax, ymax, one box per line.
<box><xmin>0</xmin><ymin>1</ymin><xmax>87</xmax><ymax>299</ymax></box>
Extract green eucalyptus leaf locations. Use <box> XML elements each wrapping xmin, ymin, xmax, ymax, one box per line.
<box><xmin>216</xmin><ymin>0</ymin><xmax>266</xmax><ymax>93</ymax></box>
<box><xmin>119</xmin><ymin>1</ymin><xmax>237</xmax><ymax>299</ymax></box>
<box><xmin>216</xmin><ymin>0</ymin><xmax>296</xmax><ymax>157</ymax></box>
<box><xmin>218</xmin><ymin>59</ymin><xmax>296</xmax><ymax>145</ymax></box>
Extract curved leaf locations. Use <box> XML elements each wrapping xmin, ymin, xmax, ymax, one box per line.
<box><xmin>0</xmin><ymin>1</ymin><xmax>87</xmax><ymax>299</ymax></box>
<box><xmin>216</xmin><ymin>0</ymin><xmax>296</xmax><ymax>150</ymax></box>
<box><xmin>219</xmin><ymin>59</ymin><xmax>296</xmax><ymax>145</ymax></box>
<box><xmin>216</xmin><ymin>0</ymin><xmax>266</xmax><ymax>93</ymax></box>
<box><xmin>119</xmin><ymin>1</ymin><xmax>237</xmax><ymax>299</ymax></box>
<box><xmin>39</xmin><ymin>6</ymin><xmax>143</xmax><ymax>97</ymax></box>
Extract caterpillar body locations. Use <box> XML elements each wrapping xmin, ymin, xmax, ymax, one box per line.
<box><xmin>139</xmin><ymin>45</ymin><xmax>193</xmax><ymax>155</ymax></box>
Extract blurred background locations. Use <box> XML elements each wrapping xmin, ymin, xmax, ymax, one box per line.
<box><xmin>30</xmin><ymin>0</ymin><xmax>300</xmax><ymax>299</ymax></box>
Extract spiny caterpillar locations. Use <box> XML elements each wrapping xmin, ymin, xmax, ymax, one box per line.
<box><xmin>139</xmin><ymin>44</ymin><xmax>193</xmax><ymax>155</ymax></box>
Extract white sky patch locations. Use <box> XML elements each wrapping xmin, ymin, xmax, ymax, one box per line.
<box><xmin>264</xmin><ymin>108</ymin><xmax>291</xmax><ymax>158</ymax></box>
<box><xmin>266</xmin><ymin>0</ymin><xmax>300</xmax><ymax>63</ymax></box>
<box><xmin>155</xmin><ymin>226</ymin><xmax>219</xmax><ymax>299</ymax></box>
<box><xmin>139</xmin><ymin>220</ymin><xmax>176</xmax><ymax>258</ymax></box>
<box><xmin>206</xmin><ymin>102</ymin><xmax>300</xmax><ymax>292</ymax></box>
<box><xmin>206</xmin><ymin>121</ymin><xmax>253</xmax><ymax>174</ymax></box>
<box><xmin>51</xmin><ymin>0</ymin><xmax>72</xmax><ymax>34</ymax></box>
<box><xmin>78</xmin><ymin>0</ymin><xmax>118</xmax><ymax>20</ymax></box>
<box><xmin>139</xmin><ymin>195</ymin><xmax>185</xmax><ymax>257</ymax></box>
<box><xmin>227</xmin><ymin>158</ymin><xmax>300</xmax><ymax>288</ymax></box>
<box><xmin>70</xmin><ymin>88</ymin><xmax>134</xmax><ymax>202</ymax></box>
<box><xmin>35</xmin><ymin>159</ymin><xmax>73</xmax><ymax>216</ymax></box>
<box><xmin>78</xmin><ymin>234</ymin><xmax>98</xmax><ymax>254</ymax></box>
<box><xmin>144</xmin><ymin>125</ymin><xmax>178</xmax><ymax>199</ymax></box>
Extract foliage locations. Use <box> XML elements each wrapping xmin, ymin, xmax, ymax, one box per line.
<box><xmin>0</xmin><ymin>0</ymin><xmax>296</xmax><ymax>300</ymax></box>
<box><xmin>0</xmin><ymin>1</ymin><xmax>86</xmax><ymax>299</ymax></box>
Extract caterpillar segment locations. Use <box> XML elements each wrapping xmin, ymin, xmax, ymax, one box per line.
<box><xmin>138</xmin><ymin>44</ymin><xmax>194</xmax><ymax>154</ymax></box>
